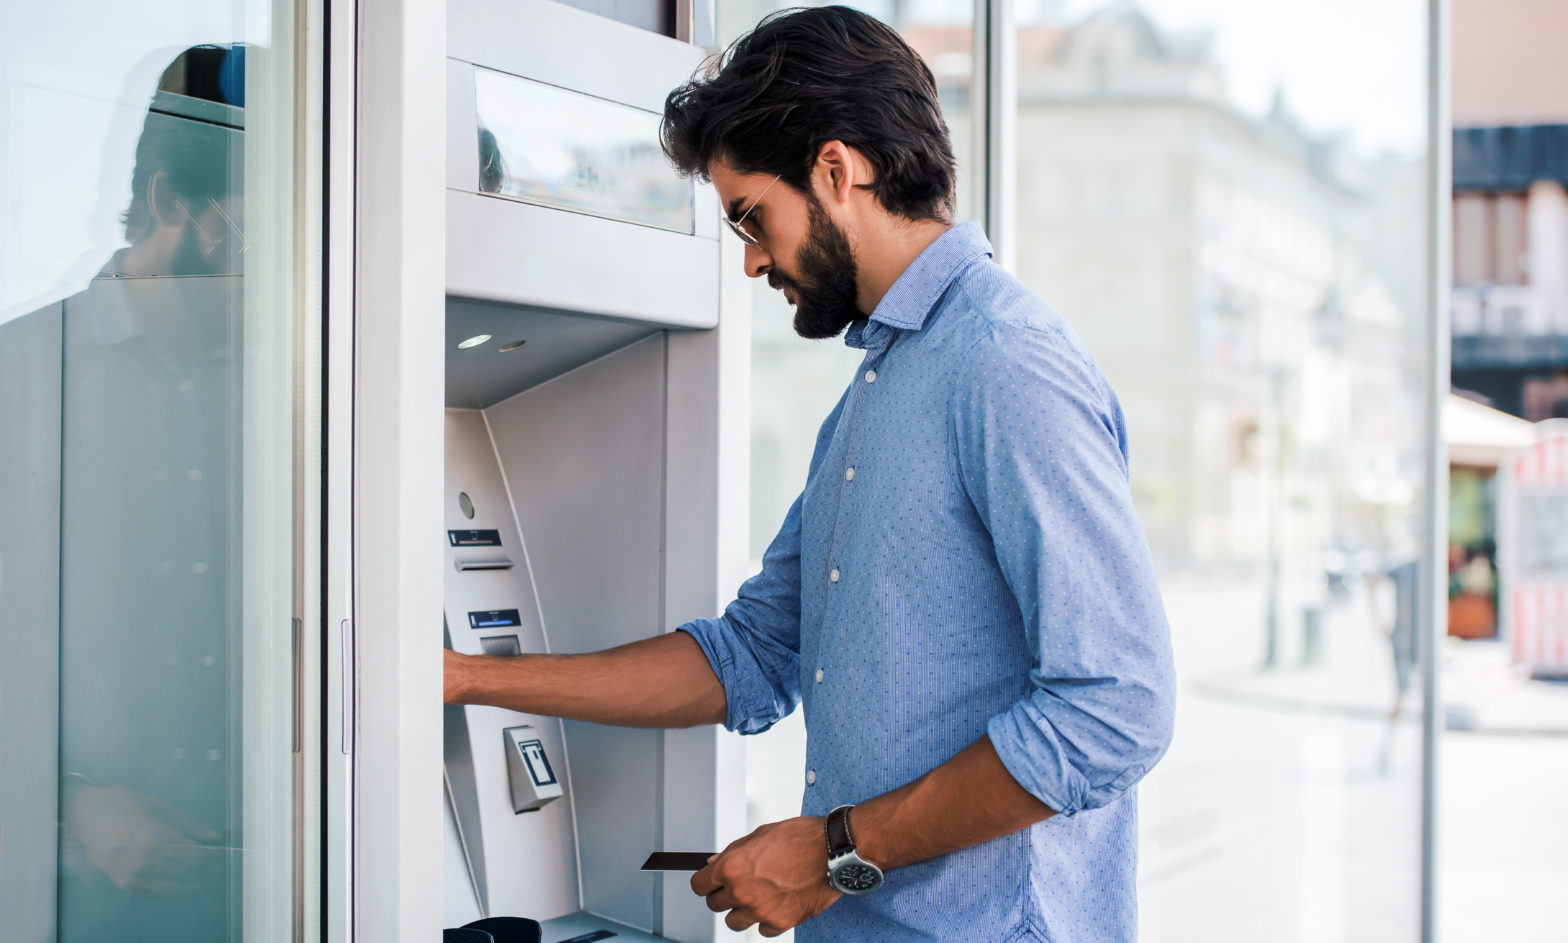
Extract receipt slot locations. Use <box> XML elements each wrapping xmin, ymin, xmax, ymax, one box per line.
<box><xmin>504</xmin><ymin>727</ymin><xmax>562</xmax><ymax>813</ymax></box>
<box><xmin>427</xmin><ymin>2</ymin><xmax>748</xmax><ymax>941</ymax></box>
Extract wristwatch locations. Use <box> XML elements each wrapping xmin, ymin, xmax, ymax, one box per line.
<box><xmin>825</xmin><ymin>804</ymin><xmax>884</xmax><ymax>895</ymax></box>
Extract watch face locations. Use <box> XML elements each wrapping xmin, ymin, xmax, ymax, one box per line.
<box><xmin>833</xmin><ymin>862</ymin><xmax>883</xmax><ymax>894</ymax></box>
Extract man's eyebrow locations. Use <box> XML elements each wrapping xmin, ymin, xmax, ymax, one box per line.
<box><xmin>725</xmin><ymin>196</ymin><xmax>747</xmax><ymax>223</ymax></box>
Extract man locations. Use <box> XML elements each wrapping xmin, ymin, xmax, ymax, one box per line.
<box><xmin>444</xmin><ymin>7</ymin><xmax>1176</xmax><ymax>941</ymax></box>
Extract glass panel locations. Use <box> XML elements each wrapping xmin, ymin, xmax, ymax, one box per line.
<box><xmin>1013</xmin><ymin>2</ymin><xmax>1429</xmax><ymax>941</ymax></box>
<box><xmin>0</xmin><ymin>5</ymin><xmax>317</xmax><ymax>942</ymax></box>
<box><xmin>474</xmin><ymin>67</ymin><xmax>695</xmax><ymax>233</ymax></box>
<box><xmin>553</xmin><ymin>0</ymin><xmax>676</xmax><ymax>36</ymax></box>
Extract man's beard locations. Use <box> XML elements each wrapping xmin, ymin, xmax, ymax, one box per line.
<box><xmin>771</xmin><ymin>197</ymin><xmax>861</xmax><ymax>340</ymax></box>
<box><xmin>169</xmin><ymin>215</ymin><xmax>234</xmax><ymax>278</ymax></box>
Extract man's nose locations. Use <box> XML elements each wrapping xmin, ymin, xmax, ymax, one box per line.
<box><xmin>743</xmin><ymin>242</ymin><xmax>772</xmax><ymax>279</ymax></box>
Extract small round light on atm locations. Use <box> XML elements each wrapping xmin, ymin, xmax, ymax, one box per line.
<box><xmin>457</xmin><ymin>333</ymin><xmax>493</xmax><ymax>350</ymax></box>
<box><xmin>498</xmin><ymin>339</ymin><xmax>526</xmax><ymax>352</ymax></box>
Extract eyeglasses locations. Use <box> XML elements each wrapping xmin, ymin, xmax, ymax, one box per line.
<box><xmin>723</xmin><ymin>174</ymin><xmax>781</xmax><ymax>249</ymax></box>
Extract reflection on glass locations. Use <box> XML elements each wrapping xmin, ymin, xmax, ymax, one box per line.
<box><xmin>1</xmin><ymin>19</ymin><xmax>305</xmax><ymax>943</ymax></box>
<box><xmin>70</xmin><ymin>47</ymin><xmax>244</xmax><ymax>942</ymax></box>
<box><xmin>1012</xmin><ymin>4</ymin><xmax>1428</xmax><ymax>941</ymax></box>
<box><xmin>474</xmin><ymin>67</ymin><xmax>694</xmax><ymax>234</ymax></box>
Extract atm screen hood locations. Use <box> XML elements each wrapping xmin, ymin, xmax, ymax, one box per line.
<box><xmin>444</xmin><ymin>297</ymin><xmax>660</xmax><ymax>409</ymax></box>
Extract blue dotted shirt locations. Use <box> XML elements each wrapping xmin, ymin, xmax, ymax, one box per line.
<box><xmin>681</xmin><ymin>221</ymin><xmax>1177</xmax><ymax>943</ymax></box>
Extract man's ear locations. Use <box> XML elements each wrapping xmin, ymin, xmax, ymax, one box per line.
<box><xmin>813</xmin><ymin>140</ymin><xmax>858</xmax><ymax>207</ymax></box>
<box><xmin>146</xmin><ymin>171</ymin><xmax>187</xmax><ymax>228</ymax></box>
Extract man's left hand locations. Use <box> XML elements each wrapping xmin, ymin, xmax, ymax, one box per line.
<box><xmin>691</xmin><ymin>815</ymin><xmax>842</xmax><ymax>936</ymax></box>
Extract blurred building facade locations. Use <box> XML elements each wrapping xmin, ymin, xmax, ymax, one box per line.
<box><xmin>1004</xmin><ymin>6</ymin><xmax>1423</xmax><ymax>582</ymax></box>
<box><xmin>1451</xmin><ymin>0</ymin><xmax>1568</xmax><ymax>421</ymax></box>
<box><xmin>1451</xmin><ymin>126</ymin><xmax>1568</xmax><ymax>420</ymax></box>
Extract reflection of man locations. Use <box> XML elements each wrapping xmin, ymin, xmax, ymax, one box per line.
<box><xmin>448</xmin><ymin>8</ymin><xmax>1176</xmax><ymax>942</ymax></box>
<box><xmin>1366</xmin><ymin>544</ymin><xmax>1420</xmax><ymax>773</ymax></box>
<box><xmin>0</xmin><ymin>44</ymin><xmax>245</xmax><ymax>942</ymax></box>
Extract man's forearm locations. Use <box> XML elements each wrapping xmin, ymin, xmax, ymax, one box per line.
<box><xmin>851</xmin><ymin>735</ymin><xmax>1056</xmax><ymax>870</ymax></box>
<box><xmin>444</xmin><ymin>630</ymin><xmax>727</xmax><ymax>728</ymax></box>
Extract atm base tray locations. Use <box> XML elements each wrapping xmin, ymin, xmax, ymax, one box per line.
<box><xmin>541</xmin><ymin>911</ymin><xmax>668</xmax><ymax>943</ymax></box>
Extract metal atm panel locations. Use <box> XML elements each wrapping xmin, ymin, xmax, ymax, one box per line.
<box><xmin>485</xmin><ymin>335</ymin><xmax>667</xmax><ymax>928</ymax></box>
<box><xmin>435</xmin><ymin>2</ymin><xmax>739</xmax><ymax>939</ymax></box>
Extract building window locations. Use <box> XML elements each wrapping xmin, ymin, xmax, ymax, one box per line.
<box><xmin>1453</xmin><ymin>190</ymin><xmax>1530</xmax><ymax>285</ymax></box>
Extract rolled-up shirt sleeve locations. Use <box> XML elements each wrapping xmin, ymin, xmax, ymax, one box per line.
<box><xmin>680</xmin><ymin>492</ymin><xmax>805</xmax><ymax>735</ymax></box>
<box><xmin>952</xmin><ymin>319</ymin><xmax>1177</xmax><ymax>816</ymax></box>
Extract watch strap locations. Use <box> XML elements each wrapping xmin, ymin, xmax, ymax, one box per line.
<box><xmin>825</xmin><ymin>804</ymin><xmax>856</xmax><ymax>860</ymax></box>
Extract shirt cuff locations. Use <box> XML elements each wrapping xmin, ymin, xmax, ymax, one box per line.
<box><xmin>677</xmin><ymin>618</ymin><xmax>785</xmax><ymax>735</ymax></box>
<box><xmin>986</xmin><ymin>700</ymin><xmax>1091</xmax><ymax>817</ymax></box>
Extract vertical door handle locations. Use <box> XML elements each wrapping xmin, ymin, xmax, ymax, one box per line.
<box><xmin>341</xmin><ymin>618</ymin><xmax>353</xmax><ymax>755</ymax></box>
<box><xmin>293</xmin><ymin>618</ymin><xmax>304</xmax><ymax>754</ymax></box>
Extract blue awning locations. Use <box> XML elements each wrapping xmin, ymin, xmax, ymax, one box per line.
<box><xmin>1454</xmin><ymin>124</ymin><xmax>1568</xmax><ymax>192</ymax></box>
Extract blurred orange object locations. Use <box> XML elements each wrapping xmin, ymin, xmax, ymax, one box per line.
<box><xmin>1449</xmin><ymin>592</ymin><xmax>1497</xmax><ymax>639</ymax></box>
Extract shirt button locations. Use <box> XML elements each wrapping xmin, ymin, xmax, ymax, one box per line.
<box><xmin>845</xmin><ymin>467</ymin><xmax>855</xmax><ymax>481</ymax></box>
<box><xmin>815</xmin><ymin>668</ymin><xmax>824</xmax><ymax>684</ymax></box>
<box><xmin>806</xmin><ymin>769</ymin><xmax>817</xmax><ymax>785</ymax></box>
<box><xmin>864</xmin><ymin>369</ymin><xmax>877</xmax><ymax>384</ymax></box>
<box><xmin>829</xmin><ymin>568</ymin><xmax>840</xmax><ymax>583</ymax></box>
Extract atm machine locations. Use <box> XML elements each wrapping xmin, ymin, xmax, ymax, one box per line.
<box><xmin>435</xmin><ymin>2</ymin><xmax>745</xmax><ymax>940</ymax></box>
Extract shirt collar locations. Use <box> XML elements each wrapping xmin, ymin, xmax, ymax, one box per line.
<box><xmin>849</xmin><ymin>220</ymin><xmax>992</xmax><ymax>348</ymax></box>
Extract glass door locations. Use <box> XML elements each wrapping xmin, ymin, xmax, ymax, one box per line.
<box><xmin>0</xmin><ymin>2</ymin><xmax>323</xmax><ymax>941</ymax></box>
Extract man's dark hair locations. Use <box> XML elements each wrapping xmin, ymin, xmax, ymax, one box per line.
<box><xmin>122</xmin><ymin>45</ymin><xmax>243</xmax><ymax>244</ymax></box>
<box><xmin>661</xmin><ymin>6</ymin><xmax>956</xmax><ymax>221</ymax></box>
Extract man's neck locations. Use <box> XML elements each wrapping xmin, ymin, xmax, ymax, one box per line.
<box><xmin>855</xmin><ymin>218</ymin><xmax>953</xmax><ymax>316</ymax></box>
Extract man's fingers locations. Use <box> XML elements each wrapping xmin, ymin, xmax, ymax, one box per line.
<box><xmin>759</xmin><ymin>923</ymin><xmax>788</xmax><ymax>938</ymax></box>
<box><xmin>702</xmin><ymin>888</ymin><xmax>738</xmax><ymax>914</ymax></box>
<box><xmin>690</xmin><ymin>862</ymin><xmax>721</xmax><ymax>897</ymax></box>
<box><xmin>148</xmin><ymin>794</ymin><xmax>223</xmax><ymax>844</ymax></box>
<box><xmin>723</xmin><ymin>908</ymin><xmax>760</xmax><ymax>933</ymax></box>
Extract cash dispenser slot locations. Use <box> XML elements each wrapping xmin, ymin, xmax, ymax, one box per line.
<box><xmin>456</xmin><ymin>557</ymin><xmax>515</xmax><ymax>571</ymax></box>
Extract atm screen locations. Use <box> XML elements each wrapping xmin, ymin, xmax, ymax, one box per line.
<box><xmin>468</xmin><ymin>609</ymin><xmax>521</xmax><ymax>629</ymax></box>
